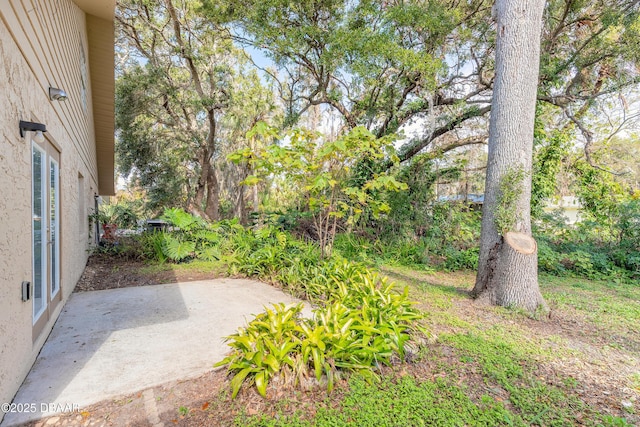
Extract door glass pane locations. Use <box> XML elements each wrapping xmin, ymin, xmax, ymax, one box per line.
<box><xmin>50</xmin><ymin>159</ymin><xmax>60</xmax><ymax>296</ymax></box>
<box><xmin>32</xmin><ymin>145</ymin><xmax>46</xmax><ymax>320</ymax></box>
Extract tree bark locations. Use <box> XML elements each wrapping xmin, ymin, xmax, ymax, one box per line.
<box><xmin>493</xmin><ymin>232</ymin><xmax>548</xmax><ymax>312</ymax></box>
<box><xmin>205</xmin><ymin>161</ymin><xmax>220</xmax><ymax>221</ymax></box>
<box><xmin>472</xmin><ymin>0</ymin><xmax>547</xmax><ymax>314</ymax></box>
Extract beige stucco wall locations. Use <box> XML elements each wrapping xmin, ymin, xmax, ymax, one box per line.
<box><xmin>0</xmin><ymin>0</ymin><xmax>112</xmax><ymax>414</ymax></box>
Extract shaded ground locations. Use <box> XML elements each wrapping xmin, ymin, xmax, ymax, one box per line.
<box><xmin>23</xmin><ymin>255</ymin><xmax>640</xmax><ymax>426</ymax></box>
<box><xmin>73</xmin><ymin>254</ymin><xmax>224</xmax><ymax>292</ymax></box>
<box><xmin>383</xmin><ymin>267</ymin><xmax>639</xmax><ymax>425</ymax></box>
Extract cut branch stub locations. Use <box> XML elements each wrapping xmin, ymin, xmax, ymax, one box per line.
<box><xmin>495</xmin><ymin>232</ymin><xmax>548</xmax><ymax>313</ymax></box>
<box><xmin>503</xmin><ymin>231</ymin><xmax>537</xmax><ymax>255</ymax></box>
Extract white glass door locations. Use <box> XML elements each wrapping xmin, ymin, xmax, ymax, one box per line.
<box><xmin>49</xmin><ymin>158</ymin><xmax>60</xmax><ymax>298</ymax></box>
<box><xmin>32</xmin><ymin>143</ymin><xmax>47</xmax><ymax>323</ymax></box>
<box><xmin>32</xmin><ymin>138</ymin><xmax>61</xmax><ymax>337</ymax></box>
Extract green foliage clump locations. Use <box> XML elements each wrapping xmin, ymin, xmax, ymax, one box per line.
<box><xmin>91</xmin><ymin>200</ymin><xmax>140</xmax><ymax>229</ymax></box>
<box><xmin>229</xmin><ymin>123</ymin><xmax>407</xmax><ymax>258</ymax></box>
<box><xmin>534</xmin><ymin>197</ymin><xmax>640</xmax><ymax>281</ymax></box>
<box><xmin>380</xmin><ymin>153</ymin><xmax>462</xmax><ymax>237</ymax></box>
<box><xmin>443</xmin><ymin>247</ymin><xmax>479</xmax><ymax>271</ymax></box>
<box><xmin>531</xmin><ymin>112</ymin><xmax>571</xmax><ymax>215</ymax></box>
<box><xmin>207</xmin><ymin>224</ymin><xmax>426</xmax><ymax>398</ymax></box>
<box><xmin>216</xmin><ymin>263</ymin><xmax>426</xmax><ymax>398</ymax></box>
<box><xmin>494</xmin><ymin>166</ymin><xmax>526</xmax><ymax>235</ymax></box>
<box><xmin>135</xmin><ymin>207</ymin><xmax>224</xmax><ymax>263</ymax></box>
<box><xmin>334</xmin><ymin>201</ymin><xmax>482</xmax><ymax>272</ymax></box>
<box><xmin>134</xmin><ymin>208</ymin><xmax>427</xmax><ymax>398</ymax></box>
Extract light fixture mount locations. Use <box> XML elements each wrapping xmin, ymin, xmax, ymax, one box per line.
<box><xmin>49</xmin><ymin>87</ymin><xmax>68</xmax><ymax>101</ymax></box>
<box><xmin>19</xmin><ymin>120</ymin><xmax>47</xmax><ymax>138</ymax></box>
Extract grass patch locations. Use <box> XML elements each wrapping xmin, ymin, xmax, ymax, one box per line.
<box><xmin>540</xmin><ymin>274</ymin><xmax>640</xmax><ymax>336</ymax></box>
<box><xmin>235</xmin><ymin>374</ymin><xmax>521</xmax><ymax>427</ymax></box>
<box><xmin>138</xmin><ymin>259</ymin><xmax>226</xmax><ymax>275</ymax></box>
<box><xmin>440</xmin><ymin>332</ymin><xmax>631</xmax><ymax>427</ymax></box>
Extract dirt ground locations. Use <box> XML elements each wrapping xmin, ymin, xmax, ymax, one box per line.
<box><xmin>72</xmin><ymin>254</ymin><xmax>223</xmax><ymax>292</ymax></box>
<box><xmin>23</xmin><ymin>255</ymin><xmax>640</xmax><ymax>427</ymax></box>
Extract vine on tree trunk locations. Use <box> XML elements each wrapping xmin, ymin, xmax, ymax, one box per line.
<box><xmin>493</xmin><ymin>166</ymin><xmax>526</xmax><ymax>235</ymax></box>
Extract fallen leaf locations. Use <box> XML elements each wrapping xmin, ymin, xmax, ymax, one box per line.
<box><xmin>202</xmin><ymin>402</ymin><xmax>209</xmax><ymax>410</ymax></box>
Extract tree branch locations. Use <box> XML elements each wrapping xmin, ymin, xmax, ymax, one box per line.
<box><xmin>397</xmin><ymin>105</ymin><xmax>491</xmax><ymax>163</ymax></box>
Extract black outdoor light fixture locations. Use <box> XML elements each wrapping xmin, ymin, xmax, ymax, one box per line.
<box><xmin>19</xmin><ymin>120</ymin><xmax>47</xmax><ymax>143</ymax></box>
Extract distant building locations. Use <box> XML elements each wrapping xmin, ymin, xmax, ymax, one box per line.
<box><xmin>543</xmin><ymin>196</ymin><xmax>583</xmax><ymax>224</ymax></box>
<box><xmin>437</xmin><ymin>194</ymin><xmax>583</xmax><ymax>224</ymax></box>
<box><xmin>437</xmin><ymin>193</ymin><xmax>484</xmax><ymax>210</ymax></box>
<box><xmin>0</xmin><ymin>0</ymin><xmax>115</xmax><ymax>417</ymax></box>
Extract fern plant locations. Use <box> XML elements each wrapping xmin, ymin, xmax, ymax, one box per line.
<box><xmin>162</xmin><ymin>235</ymin><xmax>195</xmax><ymax>262</ymax></box>
<box><xmin>161</xmin><ymin>207</ymin><xmax>206</xmax><ymax>233</ymax></box>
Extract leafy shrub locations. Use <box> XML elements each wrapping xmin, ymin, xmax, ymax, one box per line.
<box><xmin>332</xmin><ymin>234</ymin><xmax>376</xmax><ymax>264</ymax></box>
<box><xmin>91</xmin><ymin>200</ymin><xmax>140</xmax><ymax>229</ymax></box>
<box><xmin>162</xmin><ymin>235</ymin><xmax>196</xmax><ymax>262</ymax></box>
<box><xmin>136</xmin><ymin>208</ymin><xmax>226</xmax><ymax>263</ymax></box>
<box><xmin>137</xmin><ymin>231</ymin><xmax>168</xmax><ymax>262</ymax></box>
<box><xmin>443</xmin><ymin>247</ymin><xmax>479</xmax><ymax>271</ymax></box>
<box><xmin>563</xmin><ymin>250</ymin><xmax>594</xmax><ymax>277</ymax></box>
<box><xmin>161</xmin><ymin>207</ymin><xmax>207</xmax><ymax>232</ymax></box>
<box><xmin>536</xmin><ymin>239</ymin><xmax>564</xmax><ymax>274</ymax></box>
<box><xmin>533</xmin><ymin>202</ymin><xmax>639</xmax><ymax>281</ymax></box>
<box><xmin>217</xmin><ymin>267</ymin><xmax>426</xmax><ymax>398</ymax></box>
<box><xmin>617</xmin><ymin>199</ymin><xmax>640</xmax><ymax>250</ymax></box>
<box><xmin>207</xmin><ymin>222</ymin><xmax>427</xmax><ymax>398</ymax></box>
<box><xmin>216</xmin><ymin>303</ymin><xmax>303</xmax><ymax>398</ymax></box>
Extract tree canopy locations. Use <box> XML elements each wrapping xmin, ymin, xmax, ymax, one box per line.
<box><xmin>116</xmin><ymin>0</ymin><xmax>277</xmax><ymax>218</ymax></box>
<box><xmin>114</xmin><ymin>1</ymin><xmax>639</xmax><ymax>292</ymax></box>
<box><xmin>198</xmin><ymin>0</ymin><xmax>639</xmax><ymax>169</ymax></box>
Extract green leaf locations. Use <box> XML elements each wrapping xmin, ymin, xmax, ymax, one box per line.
<box><xmin>162</xmin><ymin>236</ymin><xmax>195</xmax><ymax>261</ymax></box>
<box><xmin>264</xmin><ymin>354</ymin><xmax>280</xmax><ymax>372</ymax></box>
<box><xmin>255</xmin><ymin>370</ymin><xmax>268</xmax><ymax>397</ymax></box>
<box><xmin>334</xmin><ymin>138</ymin><xmax>346</xmax><ymax>151</ymax></box>
<box><xmin>312</xmin><ymin>347</ymin><xmax>324</xmax><ymax>380</ymax></box>
<box><xmin>230</xmin><ymin>367</ymin><xmax>253</xmax><ymax>399</ymax></box>
<box><xmin>241</xmin><ymin>175</ymin><xmax>261</xmax><ymax>186</ymax></box>
<box><xmin>227</xmin><ymin>152</ymin><xmax>244</xmax><ymax>163</ymax></box>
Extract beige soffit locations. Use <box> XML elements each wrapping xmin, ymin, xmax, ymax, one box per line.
<box><xmin>85</xmin><ymin>3</ymin><xmax>116</xmax><ymax>195</ymax></box>
<box><xmin>73</xmin><ymin>0</ymin><xmax>115</xmax><ymax>20</ymax></box>
<box><xmin>87</xmin><ymin>14</ymin><xmax>115</xmax><ymax>195</ymax></box>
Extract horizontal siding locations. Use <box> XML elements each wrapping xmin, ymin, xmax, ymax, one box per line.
<box><xmin>1</xmin><ymin>0</ymin><xmax>98</xmax><ymax>186</ymax></box>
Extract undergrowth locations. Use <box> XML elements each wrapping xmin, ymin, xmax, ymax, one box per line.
<box><xmin>133</xmin><ymin>208</ymin><xmax>428</xmax><ymax>398</ymax></box>
<box><xmin>106</xmin><ymin>208</ymin><xmax>636</xmax><ymax>425</ymax></box>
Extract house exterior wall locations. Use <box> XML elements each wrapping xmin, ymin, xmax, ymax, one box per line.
<box><xmin>0</xmin><ymin>0</ymin><xmax>114</xmax><ymax>415</ymax></box>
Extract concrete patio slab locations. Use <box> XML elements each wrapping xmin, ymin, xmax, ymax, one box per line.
<box><xmin>1</xmin><ymin>279</ymin><xmax>309</xmax><ymax>426</ymax></box>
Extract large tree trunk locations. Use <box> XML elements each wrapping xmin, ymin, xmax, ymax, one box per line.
<box><xmin>493</xmin><ymin>232</ymin><xmax>547</xmax><ymax>311</ymax></box>
<box><xmin>190</xmin><ymin>147</ymin><xmax>220</xmax><ymax>221</ymax></box>
<box><xmin>472</xmin><ymin>0</ymin><xmax>547</xmax><ymax>313</ymax></box>
<box><xmin>190</xmin><ymin>149</ymin><xmax>209</xmax><ymax>218</ymax></box>
<box><xmin>205</xmin><ymin>161</ymin><xmax>220</xmax><ymax>221</ymax></box>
